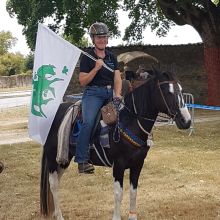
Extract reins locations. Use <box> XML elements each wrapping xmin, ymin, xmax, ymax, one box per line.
<box><xmin>131</xmin><ymin>93</ymin><xmax>152</xmax><ymax>136</ymax></box>
<box><xmin>121</xmin><ymin>78</ymin><xmax>179</xmax><ymax>139</ymax></box>
<box><xmin>123</xmin><ymin>78</ymin><xmax>177</xmax><ymax>123</ymax></box>
<box><xmin>113</xmin><ymin>74</ymin><xmax>179</xmax><ymax>147</ymax></box>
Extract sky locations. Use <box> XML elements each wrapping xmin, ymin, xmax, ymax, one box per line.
<box><xmin>0</xmin><ymin>0</ymin><xmax>202</xmax><ymax>56</ymax></box>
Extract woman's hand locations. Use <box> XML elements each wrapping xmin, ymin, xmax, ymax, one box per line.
<box><xmin>114</xmin><ymin>94</ymin><xmax>122</xmax><ymax>100</ymax></box>
<box><xmin>79</xmin><ymin>59</ymin><xmax>104</xmax><ymax>86</ymax></box>
<box><xmin>94</xmin><ymin>59</ymin><xmax>104</xmax><ymax>72</ymax></box>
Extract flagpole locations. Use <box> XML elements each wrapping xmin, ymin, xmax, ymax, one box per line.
<box><xmin>81</xmin><ymin>51</ymin><xmax>114</xmax><ymax>73</ymax></box>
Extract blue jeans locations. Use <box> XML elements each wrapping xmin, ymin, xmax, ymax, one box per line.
<box><xmin>74</xmin><ymin>86</ymin><xmax>113</xmax><ymax>163</ymax></box>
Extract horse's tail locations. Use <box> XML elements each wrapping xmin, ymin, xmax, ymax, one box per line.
<box><xmin>40</xmin><ymin>148</ymin><xmax>54</xmax><ymax>217</ymax></box>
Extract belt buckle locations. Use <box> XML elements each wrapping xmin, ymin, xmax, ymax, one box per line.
<box><xmin>107</xmin><ymin>85</ymin><xmax>111</xmax><ymax>89</ymax></box>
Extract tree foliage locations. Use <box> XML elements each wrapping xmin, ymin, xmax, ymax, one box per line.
<box><xmin>0</xmin><ymin>31</ymin><xmax>17</xmax><ymax>55</ymax></box>
<box><xmin>5</xmin><ymin>0</ymin><xmax>220</xmax><ymax>104</ymax></box>
<box><xmin>64</xmin><ymin>35</ymin><xmax>92</xmax><ymax>48</ymax></box>
<box><xmin>156</xmin><ymin>0</ymin><xmax>220</xmax><ymax>47</ymax></box>
<box><xmin>0</xmin><ymin>30</ymin><xmax>33</xmax><ymax>76</ymax></box>
<box><xmin>6</xmin><ymin>0</ymin><xmax>120</xmax><ymax>50</ymax></box>
<box><xmin>6</xmin><ymin>0</ymin><xmax>220</xmax><ymax>48</ymax></box>
<box><xmin>0</xmin><ymin>53</ymin><xmax>25</xmax><ymax>76</ymax></box>
<box><xmin>24</xmin><ymin>53</ymin><xmax>34</xmax><ymax>72</ymax></box>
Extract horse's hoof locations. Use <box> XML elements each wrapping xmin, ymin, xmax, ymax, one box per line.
<box><xmin>0</xmin><ymin>162</ymin><xmax>4</xmax><ymax>173</ymax></box>
<box><xmin>112</xmin><ymin>216</ymin><xmax>121</xmax><ymax>220</ymax></box>
<box><xmin>52</xmin><ymin>212</ymin><xmax>64</xmax><ymax>220</ymax></box>
<box><xmin>128</xmin><ymin>213</ymin><xmax>137</xmax><ymax>220</ymax></box>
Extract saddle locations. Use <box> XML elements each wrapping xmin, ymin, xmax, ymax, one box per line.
<box><xmin>56</xmin><ymin>100</ymin><xmax>111</xmax><ymax>166</ymax></box>
<box><xmin>70</xmin><ymin>108</ymin><xmax>110</xmax><ymax>149</ymax></box>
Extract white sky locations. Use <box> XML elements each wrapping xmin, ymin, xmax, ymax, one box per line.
<box><xmin>0</xmin><ymin>0</ymin><xmax>202</xmax><ymax>56</ymax></box>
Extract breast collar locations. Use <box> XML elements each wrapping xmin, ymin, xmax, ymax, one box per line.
<box><xmin>119</xmin><ymin>123</ymin><xmax>153</xmax><ymax>148</ymax></box>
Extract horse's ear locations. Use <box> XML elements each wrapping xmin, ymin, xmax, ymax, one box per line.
<box><xmin>151</xmin><ymin>65</ymin><xmax>161</xmax><ymax>78</ymax></box>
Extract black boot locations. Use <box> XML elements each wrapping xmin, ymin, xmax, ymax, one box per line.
<box><xmin>78</xmin><ymin>163</ymin><xmax>94</xmax><ymax>174</ymax></box>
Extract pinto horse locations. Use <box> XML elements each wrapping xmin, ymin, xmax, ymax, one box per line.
<box><xmin>40</xmin><ymin>69</ymin><xmax>191</xmax><ymax>220</ymax></box>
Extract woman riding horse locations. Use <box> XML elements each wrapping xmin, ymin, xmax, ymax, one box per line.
<box><xmin>40</xmin><ymin>69</ymin><xmax>191</xmax><ymax>220</ymax></box>
<box><xmin>75</xmin><ymin>22</ymin><xmax>122</xmax><ymax>174</ymax></box>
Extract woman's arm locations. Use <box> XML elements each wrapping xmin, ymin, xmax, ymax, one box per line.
<box><xmin>114</xmin><ymin>70</ymin><xmax>122</xmax><ymax>98</ymax></box>
<box><xmin>79</xmin><ymin>59</ymin><xmax>104</xmax><ymax>87</ymax></box>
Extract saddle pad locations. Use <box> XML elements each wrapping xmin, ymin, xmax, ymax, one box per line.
<box><xmin>56</xmin><ymin>101</ymin><xmax>81</xmax><ymax>165</ymax></box>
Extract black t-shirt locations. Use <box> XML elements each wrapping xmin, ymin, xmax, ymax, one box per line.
<box><xmin>80</xmin><ymin>49</ymin><xmax>119</xmax><ymax>87</ymax></box>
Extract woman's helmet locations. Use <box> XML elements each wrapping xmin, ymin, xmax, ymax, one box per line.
<box><xmin>89</xmin><ymin>22</ymin><xmax>109</xmax><ymax>38</ymax></box>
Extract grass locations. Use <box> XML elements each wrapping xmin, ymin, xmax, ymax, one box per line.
<box><xmin>0</xmin><ymin>107</ymin><xmax>220</xmax><ymax>219</ymax></box>
<box><xmin>0</xmin><ymin>106</ymin><xmax>29</xmax><ymax>121</ymax></box>
<box><xmin>0</xmin><ymin>86</ymin><xmax>31</xmax><ymax>93</ymax></box>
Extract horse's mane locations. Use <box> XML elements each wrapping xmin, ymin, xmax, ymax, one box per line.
<box><xmin>120</xmin><ymin>76</ymin><xmax>155</xmax><ymax>125</ymax></box>
<box><xmin>162</xmin><ymin>71</ymin><xmax>178</xmax><ymax>82</ymax></box>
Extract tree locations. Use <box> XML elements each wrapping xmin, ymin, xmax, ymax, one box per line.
<box><xmin>0</xmin><ymin>31</ymin><xmax>27</xmax><ymax>76</ymax></box>
<box><xmin>64</xmin><ymin>35</ymin><xmax>92</xmax><ymax>48</ymax></box>
<box><xmin>6</xmin><ymin>0</ymin><xmax>120</xmax><ymax>50</ymax></box>
<box><xmin>24</xmin><ymin>53</ymin><xmax>34</xmax><ymax>72</ymax></box>
<box><xmin>0</xmin><ymin>53</ymin><xmax>25</xmax><ymax>76</ymax></box>
<box><xmin>159</xmin><ymin>1</ymin><xmax>220</xmax><ymax>106</ymax></box>
<box><xmin>0</xmin><ymin>31</ymin><xmax>17</xmax><ymax>55</ymax></box>
<box><xmin>6</xmin><ymin>0</ymin><xmax>220</xmax><ymax>105</ymax></box>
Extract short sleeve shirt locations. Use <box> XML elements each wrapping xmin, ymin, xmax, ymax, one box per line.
<box><xmin>80</xmin><ymin>49</ymin><xmax>119</xmax><ymax>87</ymax></box>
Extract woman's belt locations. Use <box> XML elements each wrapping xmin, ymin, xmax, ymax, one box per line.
<box><xmin>88</xmin><ymin>85</ymin><xmax>112</xmax><ymax>89</ymax></box>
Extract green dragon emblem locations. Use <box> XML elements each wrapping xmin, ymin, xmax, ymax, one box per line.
<box><xmin>31</xmin><ymin>64</ymin><xmax>67</xmax><ymax>118</ymax></box>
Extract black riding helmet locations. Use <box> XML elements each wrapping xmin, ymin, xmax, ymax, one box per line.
<box><xmin>89</xmin><ymin>22</ymin><xmax>109</xmax><ymax>38</ymax></box>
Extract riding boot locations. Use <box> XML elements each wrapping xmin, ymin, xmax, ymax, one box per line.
<box><xmin>78</xmin><ymin>163</ymin><xmax>94</xmax><ymax>174</ymax></box>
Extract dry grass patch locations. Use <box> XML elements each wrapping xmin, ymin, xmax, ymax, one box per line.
<box><xmin>0</xmin><ymin>106</ymin><xmax>29</xmax><ymax>121</ymax></box>
<box><xmin>0</xmin><ymin>107</ymin><xmax>220</xmax><ymax>219</ymax></box>
<box><xmin>0</xmin><ymin>86</ymin><xmax>31</xmax><ymax>93</ymax></box>
<box><xmin>0</xmin><ymin>106</ymin><xmax>29</xmax><ymax>144</ymax></box>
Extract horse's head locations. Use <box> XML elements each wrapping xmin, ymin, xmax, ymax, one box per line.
<box><xmin>152</xmin><ymin>69</ymin><xmax>191</xmax><ymax>129</ymax></box>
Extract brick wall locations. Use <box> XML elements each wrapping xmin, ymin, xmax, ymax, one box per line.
<box><xmin>204</xmin><ymin>47</ymin><xmax>220</xmax><ymax>105</ymax></box>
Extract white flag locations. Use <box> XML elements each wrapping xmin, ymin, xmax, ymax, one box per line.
<box><xmin>28</xmin><ymin>23</ymin><xmax>81</xmax><ymax>145</ymax></box>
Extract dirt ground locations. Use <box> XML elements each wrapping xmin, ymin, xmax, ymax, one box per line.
<box><xmin>0</xmin><ymin>107</ymin><xmax>220</xmax><ymax>220</ymax></box>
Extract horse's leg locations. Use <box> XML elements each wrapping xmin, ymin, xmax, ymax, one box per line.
<box><xmin>49</xmin><ymin>167</ymin><xmax>65</xmax><ymax>220</ymax></box>
<box><xmin>128</xmin><ymin>161</ymin><xmax>145</xmax><ymax>220</ymax></box>
<box><xmin>112</xmin><ymin>161</ymin><xmax>125</xmax><ymax>220</ymax></box>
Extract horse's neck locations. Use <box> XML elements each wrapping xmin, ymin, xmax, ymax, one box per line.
<box><xmin>121</xmin><ymin>84</ymin><xmax>158</xmax><ymax>141</ymax></box>
<box><xmin>126</xmin><ymin>82</ymin><xmax>158</xmax><ymax>119</ymax></box>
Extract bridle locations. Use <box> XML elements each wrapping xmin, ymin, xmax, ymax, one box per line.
<box><xmin>126</xmin><ymin>78</ymin><xmax>180</xmax><ymax>136</ymax></box>
<box><xmin>157</xmin><ymin>80</ymin><xmax>179</xmax><ymax>120</ymax></box>
<box><xmin>117</xmin><ymin>77</ymin><xmax>182</xmax><ymax>147</ymax></box>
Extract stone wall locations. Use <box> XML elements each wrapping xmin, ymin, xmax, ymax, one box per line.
<box><xmin>0</xmin><ymin>43</ymin><xmax>206</xmax><ymax>103</ymax></box>
<box><xmin>0</xmin><ymin>75</ymin><xmax>32</xmax><ymax>88</ymax></box>
<box><xmin>66</xmin><ymin>43</ymin><xmax>206</xmax><ymax>103</ymax></box>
